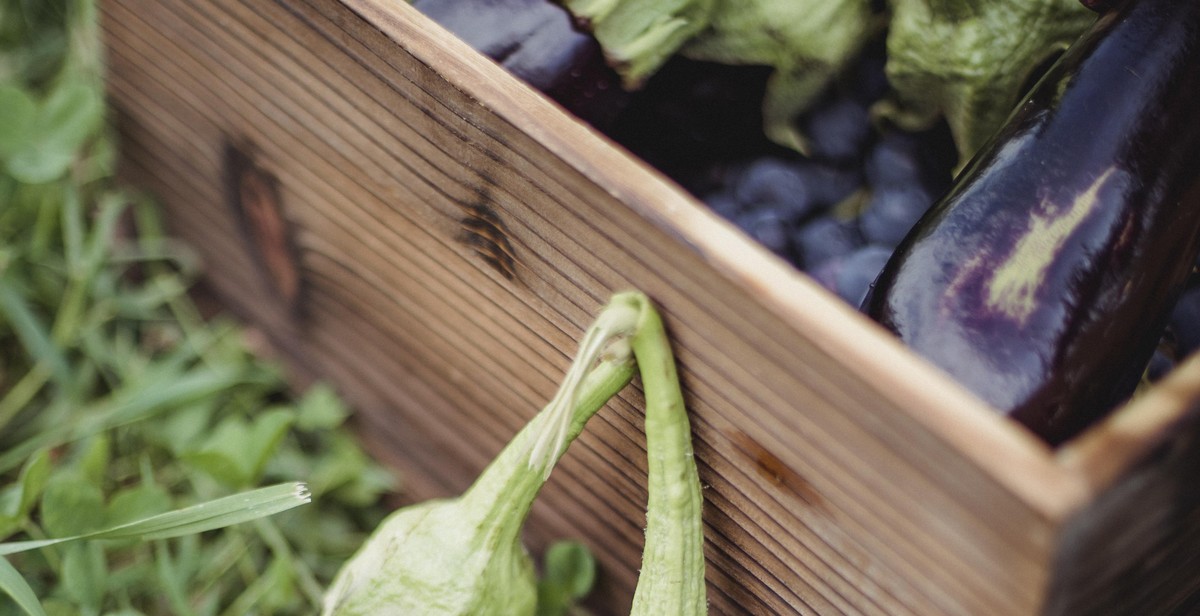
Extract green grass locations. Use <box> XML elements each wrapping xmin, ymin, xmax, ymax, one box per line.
<box><xmin>0</xmin><ymin>0</ymin><xmax>397</xmax><ymax>613</ymax></box>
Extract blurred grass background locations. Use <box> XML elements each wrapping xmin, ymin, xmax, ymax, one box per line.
<box><xmin>0</xmin><ymin>1</ymin><xmax>398</xmax><ymax>613</ymax></box>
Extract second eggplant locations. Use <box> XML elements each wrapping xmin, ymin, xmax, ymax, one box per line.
<box><xmin>863</xmin><ymin>0</ymin><xmax>1200</xmax><ymax>445</ymax></box>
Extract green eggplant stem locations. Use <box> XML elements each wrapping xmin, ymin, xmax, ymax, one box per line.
<box><xmin>321</xmin><ymin>292</ymin><xmax>708</xmax><ymax>615</ymax></box>
<box><xmin>626</xmin><ymin>292</ymin><xmax>707</xmax><ymax>615</ymax></box>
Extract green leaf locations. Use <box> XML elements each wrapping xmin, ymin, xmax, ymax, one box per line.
<box><xmin>0</xmin><ymin>86</ymin><xmax>37</xmax><ymax>158</ymax></box>
<box><xmin>307</xmin><ymin>432</ymin><xmax>394</xmax><ymax>502</ymax></box>
<box><xmin>6</xmin><ymin>81</ymin><xmax>104</xmax><ymax>184</ymax></box>
<box><xmin>0</xmin><ymin>556</ymin><xmax>46</xmax><ymax>616</ymax></box>
<box><xmin>0</xmin><ymin>276</ymin><xmax>72</xmax><ymax>392</ymax></box>
<box><xmin>537</xmin><ymin>540</ymin><xmax>597</xmax><ymax>616</ymax></box>
<box><xmin>41</xmin><ymin>473</ymin><xmax>105</xmax><ymax>538</ymax></box>
<box><xmin>543</xmin><ymin>541</ymin><xmax>595</xmax><ymax>600</ymax></box>
<box><xmin>77</xmin><ymin>434</ymin><xmax>110</xmax><ymax>486</ymax></box>
<box><xmin>153</xmin><ymin>540</ymin><xmax>194</xmax><ymax>616</ymax></box>
<box><xmin>0</xmin><ymin>363</ymin><xmax>247</xmax><ymax>475</ymax></box>
<box><xmin>565</xmin><ymin>0</ymin><xmax>881</xmax><ymax>152</ymax></box>
<box><xmin>60</xmin><ymin>543</ymin><xmax>106</xmax><ymax>610</ymax></box>
<box><xmin>16</xmin><ymin>449</ymin><xmax>51</xmax><ymax>518</ymax></box>
<box><xmin>180</xmin><ymin>450</ymin><xmax>245</xmax><ymax>489</ymax></box>
<box><xmin>41</xmin><ymin>600</ymin><xmax>76</xmax><ymax>616</ymax></box>
<box><xmin>879</xmin><ymin>0</ymin><xmax>1095</xmax><ymax>166</ymax></box>
<box><xmin>150</xmin><ymin>402</ymin><xmax>216</xmax><ymax>457</ymax></box>
<box><xmin>105</xmin><ymin>484</ymin><xmax>171</xmax><ymax>528</ymax></box>
<box><xmin>680</xmin><ymin>0</ymin><xmax>880</xmax><ymax>152</ymax></box>
<box><xmin>563</xmin><ymin>0</ymin><xmax>716</xmax><ymax>88</ymax></box>
<box><xmin>295</xmin><ymin>384</ymin><xmax>348</xmax><ymax>431</ymax></box>
<box><xmin>185</xmin><ymin>409</ymin><xmax>294</xmax><ymax>487</ymax></box>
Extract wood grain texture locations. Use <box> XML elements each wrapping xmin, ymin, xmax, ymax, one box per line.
<box><xmin>97</xmin><ymin>0</ymin><xmax>1200</xmax><ymax>613</ymax></box>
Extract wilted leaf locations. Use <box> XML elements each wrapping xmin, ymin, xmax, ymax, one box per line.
<box><xmin>681</xmin><ymin>0</ymin><xmax>880</xmax><ymax>151</ymax></box>
<box><xmin>563</xmin><ymin>0</ymin><xmax>716</xmax><ymax>87</ymax></box>
<box><xmin>878</xmin><ymin>0</ymin><xmax>1095</xmax><ymax>166</ymax></box>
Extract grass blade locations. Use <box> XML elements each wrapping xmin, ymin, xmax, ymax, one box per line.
<box><xmin>0</xmin><ymin>363</ymin><xmax>247</xmax><ymax>474</ymax></box>
<box><xmin>0</xmin><ymin>276</ymin><xmax>72</xmax><ymax>391</ymax></box>
<box><xmin>0</xmin><ymin>483</ymin><xmax>311</xmax><ymax>556</ymax></box>
<box><xmin>0</xmin><ymin>556</ymin><xmax>47</xmax><ymax>616</ymax></box>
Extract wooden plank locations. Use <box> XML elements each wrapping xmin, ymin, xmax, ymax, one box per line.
<box><xmin>99</xmin><ymin>0</ymin><xmax>1103</xmax><ymax>613</ymax></box>
<box><xmin>1046</xmin><ymin>390</ymin><xmax>1200</xmax><ymax>615</ymax></box>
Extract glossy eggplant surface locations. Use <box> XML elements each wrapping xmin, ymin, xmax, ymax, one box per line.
<box><xmin>863</xmin><ymin>0</ymin><xmax>1200</xmax><ymax>444</ymax></box>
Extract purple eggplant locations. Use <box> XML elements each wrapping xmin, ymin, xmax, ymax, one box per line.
<box><xmin>862</xmin><ymin>0</ymin><xmax>1200</xmax><ymax>444</ymax></box>
<box><xmin>413</xmin><ymin>0</ymin><xmax>629</xmax><ymax>127</ymax></box>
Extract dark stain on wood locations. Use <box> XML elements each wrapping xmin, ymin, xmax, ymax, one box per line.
<box><xmin>224</xmin><ymin>140</ymin><xmax>305</xmax><ymax>319</ymax></box>
<box><xmin>458</xmin><ymin>190</ymin><xmax>518</xmax><ymax>282</ymax></box>
<box><xmin>728</xmin><ymin>429</ymin><xmax>827</xmax><ymax>513</ymax></box>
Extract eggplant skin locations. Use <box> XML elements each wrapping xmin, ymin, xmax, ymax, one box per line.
<box><xmin>862</xmin><ymin>0</ymin><xmax>1200</xmax><ymax>445</ymax></box>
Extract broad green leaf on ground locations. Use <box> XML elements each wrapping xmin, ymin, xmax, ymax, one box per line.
<box><xmin>878</xmin><ymin>0</ymin><xmax>1095</xmax><ymax>167</ymax></box>
<box><xmin>536</xmin><ymin>540</ymin><xmax>596</xmax><ymax>616</ymax></box>
<box><xmin>105</xmin><ymin>483</ymin><xmax>173</xmax><ymax>528</ymax></box>
<box><xmin>303</xmin><ymin>432</ymin><xmax>395</xmax><ymax>504</ymax></box>
<box><xmin>60</xmin><ymin>543</ymin><xmax>106</xmax><ymax>610</ymax></box>
<box><xmin>183</xmin><ymin>409</ymin><xmax>295</xmax><ymax>488</ymax></box>
<box><xmin>294</xmin><ymin>384</ymin><xmax>348</xmax><ymax>431</ymax></box>
<box><xmin>4</xmin><ymin>80</ymin><xmax>104</xmax><ymax>183</ymax></box>
<box><xmin>41</xmin><ymin>473</ymin><xmax>106</xmax><ymax>538</ymax></box>
<box><xmin>16</xmin><ymin>449</ymin><xmax>51</xmax><ymax>519</ymax></box>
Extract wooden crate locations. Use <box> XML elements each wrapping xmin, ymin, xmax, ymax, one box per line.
<box><xmin>98</xmin><ymin>0</ymin><xmax>1200</xmax><ymax>613</ymax></box>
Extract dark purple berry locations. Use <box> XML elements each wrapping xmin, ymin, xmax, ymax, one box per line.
<box><xmin>795</xmin><ymin>216</ymin><xmax>864</xmax><ymax>269</ymax></box>
<box><xmin>811</xmin><ymin>245</ymin><xmax>893</xmax><ymax>307</ymax></box>
<box><xmin>858</xmin><ymin>183</ymin><xmax>935</xmax><ymax>247</ymax></box>
<box><xmin>732</xmin><ymin>158</ymin><xmax>817</xmax><ymax>219</ymax></box>
<box><xmin>799</xmin><ymin>97</ymin><xmax>872</xmax><ymax>163</ymax></box>
<box><xmin>703</xmin><ymin>191</ymin><xmax>743</xmax><ymax>221</ymax></box>
<box><xmin>805</xmin><ymin>163</ymin><xmax>863</xmax><ymax>208</ymax></box>
<box><xmin>735</xmin><ymin>208</ymin><xmax>793</xmax><ymax>256</ymax></box>
<box><xmin>865</xmin><ymin>132</ymin><xmax>924</xmax><ymax>189</ymax></box>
